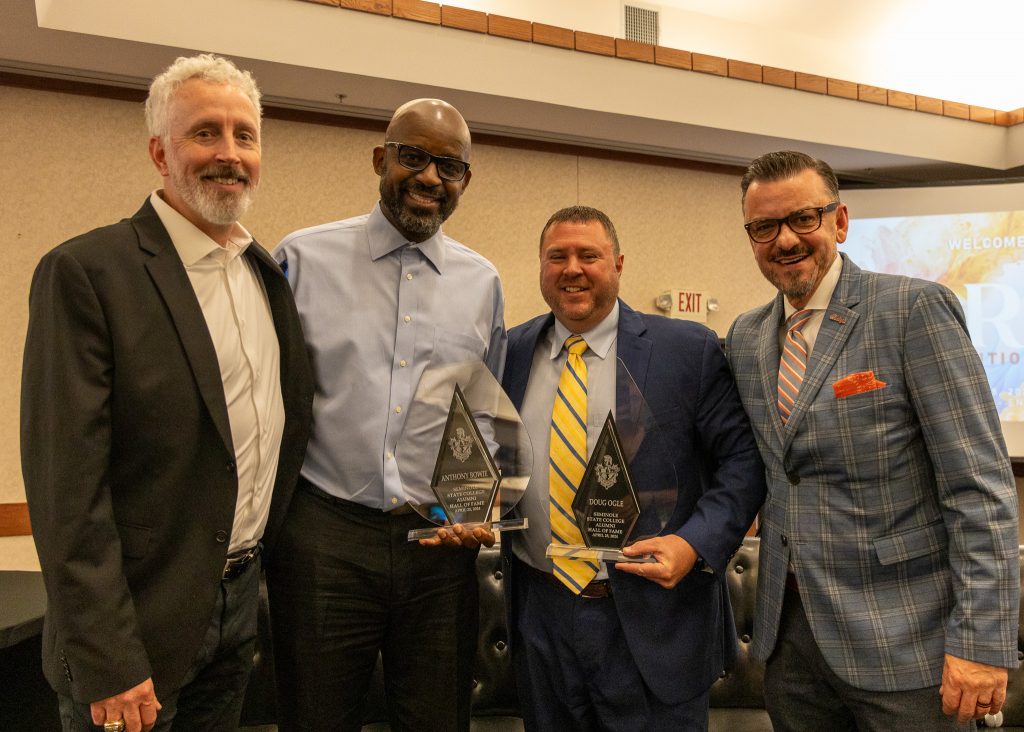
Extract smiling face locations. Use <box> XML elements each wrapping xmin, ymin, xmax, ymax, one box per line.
<box><xmin>540</xmin><ymin>219</ymin><xmax>624</xmax><ymax>333</ymax></box>
<box><xmin>372</xmin><ymin>100</ymin><xmax>472</xmax><ymax>242</ymax></box>
<box><xmin>743</xmin><ymin>168</ymin><xmax>848</xmax><ymax>309</ymax></box>
<box><xmin>148</xmin><ymin>78</ymin><xmax>261</xmax><ymax>244</ymax></box>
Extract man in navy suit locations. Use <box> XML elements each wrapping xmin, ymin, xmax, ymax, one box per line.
<box><xmin>502</xmin><ymin>205</ymin><xmax>766</xmax><ymax>730</ymax></box>
<box><xmin>727</xmin><ymin>151</ymin><xmax>1018</xmax><ymax>729</ymax></box>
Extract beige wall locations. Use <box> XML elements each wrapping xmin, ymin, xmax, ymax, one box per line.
<box><xmin>1</xmin><ymin>83</ymin><xmax>780</xmax><ymax>506</ymax></box>
<box><xmin>2</xmin><ymin>82</ymin><xmax>1023</xmax><ymax>566</ymax></box>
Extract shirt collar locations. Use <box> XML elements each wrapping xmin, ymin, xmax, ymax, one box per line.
<box><xmin>367</xmin><ymin>202</ymin><xmax>446</xmax><ymax>273</ymax></box>
<box><xmin>549</xmin><ymin>300</ymin><xmax>620</xmax><ymax>361</ymax></box>
<box><xmin>784</xmin><ymin>253</ymin><xmax>844</xmax><ymax>320</ymax></box>
<box><xmin>149</xmin><ymin>190</ymin><xmax>253</xmax><ymax>267</ymax></box>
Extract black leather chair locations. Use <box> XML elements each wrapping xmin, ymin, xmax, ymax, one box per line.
<box><xmin>241</xmin><ymin>538</ymin><xmax>1024</xmax><ymax>730</ymax></box>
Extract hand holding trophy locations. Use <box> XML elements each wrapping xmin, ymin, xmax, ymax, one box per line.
<box><xmin>397</xmin><ymin>361</ymin><xmax>532</xmax><ymax>544</ymax></box>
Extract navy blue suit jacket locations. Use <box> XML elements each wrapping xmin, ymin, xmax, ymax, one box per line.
<box><xmin>502</xmin><ymin>300</ymin><xmax>766</xmax><ymax>702</ymax></box>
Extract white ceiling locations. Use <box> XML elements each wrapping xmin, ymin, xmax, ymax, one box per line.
<box><xmin>5</xmin><ymin>0</ymin><xmax>1024</xmax><ymax>186</ymax></box>
<box><xmin>456</xmin><ymin>0</ymin><xmax>1024</xmax><ymax>109</ymax></box>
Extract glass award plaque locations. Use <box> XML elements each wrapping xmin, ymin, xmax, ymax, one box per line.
<box><xmin>398</xmin><ymin>360</ymin><xmax>532</xmax><ymax>541</ymax></box>
<box><xmin>546</xmin><ymin>359</ymin><xmax>677</xmax><ymax>563</ymax></box>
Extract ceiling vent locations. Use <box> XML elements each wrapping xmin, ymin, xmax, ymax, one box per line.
<box><xmin>623</xmin><ymin>3</ymin><xmax>659</xmax><ymax>46</ymax></box>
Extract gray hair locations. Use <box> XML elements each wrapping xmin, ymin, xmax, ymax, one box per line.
<box><xmin>740</xmin><ymin>151</ymin><xmax>839</xmax><ymax>206</ymax></box>
<box><xmin>145</xmin><ymin>54</ymin><xmax>261</xmax><ymax>139</ymax></box>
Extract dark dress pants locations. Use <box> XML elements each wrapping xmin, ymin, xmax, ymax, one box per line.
<box><xmin>764</xmin><ymin>586</ymin><xmax>975</xmax><ymax>732</ymax></box>
<box><xmin>510</xmin><ymin>557</ymin><xmax>710</xmax><ymax>732</ymax></box>
<box><xmin>58</xmin><ymin>557</ymin><xmax>259</xmax><ymax>731</ymax></box>
<box><xmin>267</xmin><ymin>479</ymin><xmax>479</xmax><ymax>732</ymax></box>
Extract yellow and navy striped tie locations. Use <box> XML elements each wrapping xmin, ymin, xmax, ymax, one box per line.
<box><xmin>778</xmin><ymin>309</ymin><xmax>813</xmax><ymax>424</ymax></box>
<box><xmin>549</xmin><ymin>334</ymin><xmax>599</xmax><ymax>592</ymax></box>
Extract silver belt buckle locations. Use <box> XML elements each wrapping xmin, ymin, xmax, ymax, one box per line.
<box><xmin>223</xmin><ymin>545</ymin><xmax>258</xmax><ymax>578</ymax></box>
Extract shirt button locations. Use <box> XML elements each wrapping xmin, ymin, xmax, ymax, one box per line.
<box><xmin>404</xmin><ymin>315</ymin><xmax>412</xmax><ymax>323</ymax></box>
<box><xmin>406</xmin><ymin>273</ymin><xmax>413</xmax><ymax>280</ymax></box>
<box><xmin>395</xmin><ymin>406</ymin><xmax>402</xmax><ymax>414</ymax></box>
<box><xmin>399</xmin><ymin>360</ymin><xmax>407</xmax><ymax>367</ymax></box>
<box><xmin>386</xmin><ymin>452</ymin><xmax>393</xmax><ymax>460</ymax></box>
<box><xmin>391</xmin><ymin>497</ymin><xmax>399</xmax><ymax>504</ymax></box>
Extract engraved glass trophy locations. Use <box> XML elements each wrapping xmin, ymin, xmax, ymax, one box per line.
<box><xmin>546</xmin><ymin>359</ymin><xmax>676</xmax><ymax>563</ymax></box>
<box><xmin>397</xmin><ymin>360</ymin><xmax>532</xmax><ymax>541</ymax></box>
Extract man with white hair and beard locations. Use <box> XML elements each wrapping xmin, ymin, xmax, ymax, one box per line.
<box><xmin>269</xmin><ymin>98</ymin><xmax>506</xmax><ymax>731</ymax></box>
<box><xmin>21</xmin><ymin>53</ymin><xmax>312</xmax><ymax>732</ymax></box>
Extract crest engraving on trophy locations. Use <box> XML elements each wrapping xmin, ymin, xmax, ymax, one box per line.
<box><xmin>448</xmin><ymin>428</ymin><xmax>473</xmax><ymax>463</ymax></box>
<box><xmin>429</xmin><ymin>385</ymin><xmax>501</xmax><ymax>524</ymax></box>
<box><xmin>571</xmin><ymin>413</ymin><xmax>640</xmax><ymax>550</ymax></box>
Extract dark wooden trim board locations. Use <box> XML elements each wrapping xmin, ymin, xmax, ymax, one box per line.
<box><xmin>0</xmin><ymin>503</ymin><xmax>31</xmax><ymax>537</ymax></box>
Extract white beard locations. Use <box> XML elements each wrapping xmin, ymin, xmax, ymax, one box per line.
<box><xmin>169</xmin><ymin>163</ymin><xmax>256</xmax><ymax>227</ymax></box>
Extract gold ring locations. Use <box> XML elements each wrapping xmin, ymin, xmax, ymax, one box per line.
<box><xmin>104</xmin><ymin>720</ymin><xmax>126</xmax><ymax>732</ymax></box>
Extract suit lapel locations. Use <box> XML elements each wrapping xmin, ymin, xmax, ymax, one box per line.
<box><xmin>245</xmin><ymin>244</ymin><xmax>303</xmax><ymax>414</ymax></box>
<box><xmin>505</xmin><ymin>314</ymin><xmax>553</xmax><ymax>410</ymax></box>
<box><xmin>780</xmin><ymin>256</ymin><xmax>862</xmax><ymax>450</ymax></box>
<box><xmin>134</xmin><ymin>202</ymin><xmax>234</xmax><ymax>455</ymax></box>
<box><xmin>758</xmin><ymin>295</ymin><xmax>786</xmax><ymax>444</ymax></box>
<box><xmin>614</xmin><ymin>303</ymin><xmax>653</xmax><ymax>459</ymax></box>
<box><xmin>246</xmin><ymin>245</ymin><xmax>288</xmax><ymax>360</ymax></box>
<box><xmin>616</xmin><ymin>301</ymin><xmax>651</xmax><ymax>396</ymax></box>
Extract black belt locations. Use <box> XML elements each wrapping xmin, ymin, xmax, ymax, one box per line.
<box><xmin>298</xmin><ymin>475</ymin><xmax>416</xmax><ymax>516</ymax></box>
<box><xmin>223</xmin><ymin>544</ymin><xmax>261</xmax><ymax>581</ymax></box>
<box><xmin>522</xmin><ymin>559</ymin><xmax>611</xmax><ymax>599</ymax></box>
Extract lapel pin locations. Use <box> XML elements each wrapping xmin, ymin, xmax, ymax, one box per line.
<box><xmin>829</xmin><ymin>313</ymin><xmax>847</xmax><ymax>325</ymax></box>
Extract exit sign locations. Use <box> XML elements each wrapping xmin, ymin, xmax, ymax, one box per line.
<box><xmin>670</xmin><ymin>289</ymin><xmax>707</xmax><ymax>322</ymax></box>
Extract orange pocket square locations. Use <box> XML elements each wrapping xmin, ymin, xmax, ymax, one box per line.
<box><xmin>833</xmin><ymin>371</ymin><xmax>887</xmax><ymax>399</ymax></box>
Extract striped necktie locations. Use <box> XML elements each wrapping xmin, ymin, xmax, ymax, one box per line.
<box><xmin>549</xmin><ymin>335</ymin><xmax>599</xmax><ymax>592</ymax></box>
<box><xmin>778</xmin><ymin>309</ymin><xmax>813</xmax><ymax>424</ymax></box>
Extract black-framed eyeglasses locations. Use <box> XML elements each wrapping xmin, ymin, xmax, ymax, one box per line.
<box><xmin>385</xmin><ymin>142</ymin><xmax>470</xmax><ymax>182</ymax></box>
<box><xmin>744</xmin><ymin>201</ymin><xmax>840</xmax><ymax>244</ymax></box>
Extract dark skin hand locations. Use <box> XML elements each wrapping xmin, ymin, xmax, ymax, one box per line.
<box><xmin>418</xmin><ymin>523</ymin><xmax>496</xmax><ymax>549</ymax></box>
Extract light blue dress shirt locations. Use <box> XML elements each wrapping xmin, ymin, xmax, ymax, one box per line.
<box><xmin>511</xmin><ymin>302</ymin><xmax>619</xmax><ymax>572</ymax></box>
<box><xmin>276</xmin><ymin>203</ymin><xmax>507</xmax><ymax>510</ymax></box>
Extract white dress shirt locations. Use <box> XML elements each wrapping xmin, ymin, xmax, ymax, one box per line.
<box><xmin>151</xmin><ymin>191</ymin><xmax>285</xmax><ymax>553</ymax></box>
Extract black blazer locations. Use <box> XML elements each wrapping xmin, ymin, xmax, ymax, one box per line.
<box><xmin>21</xmin><ymin>200</ymin><xmax>313</xmax><ymax>704</ymax></box>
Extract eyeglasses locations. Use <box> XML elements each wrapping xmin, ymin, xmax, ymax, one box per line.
<box><xmin>744</xmin><ymin>201</ymin><xmax>840</xmax><ymax>244</ymax></box>
<box><xmin>385</xmin><ymin>142</ymin><xmax>470</xmax><ymax>182</ymax></box>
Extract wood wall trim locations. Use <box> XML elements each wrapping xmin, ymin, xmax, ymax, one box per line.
<box><xmin>293</xmin><ymin>0</ymin><xmax>1024</xmax><ymax>127</ymax></box>
<box><xmin>0</xmin><ymin>503</ymin><xmax>31</xmax><ymax>537</ymax></box>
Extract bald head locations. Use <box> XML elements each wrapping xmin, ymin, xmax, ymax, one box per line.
<box><xmin>386</xmin><ymin>99</ymin><xmax>471</xmax><ymax>159</ymax></box>
<box><xmin>373</xmin><ymin>98</ymin><xmax>474</xmax><ymax>242</ymax></box>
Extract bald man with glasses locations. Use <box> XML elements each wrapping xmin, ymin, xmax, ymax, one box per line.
<box><xmin>726</xmin><ymin>150</ymin><xmax>1018</xmax><ymax>731</ymax></box>
<box><xmin>267</xmin><ymin>99</ymin><xmax>506</xmax><ymax>731</ymax></box>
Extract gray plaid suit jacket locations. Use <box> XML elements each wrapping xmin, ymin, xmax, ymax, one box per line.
<box><xmin>726</xmin><ymin>254</ymin><xmax>1019</xmax><ymax>692</ymax></box>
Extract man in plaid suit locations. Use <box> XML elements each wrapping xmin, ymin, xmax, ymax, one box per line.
<box><xmin>726</xmin><ymin>150</ymin><xmax>1019</xmax><ymax>730</ymax></box>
